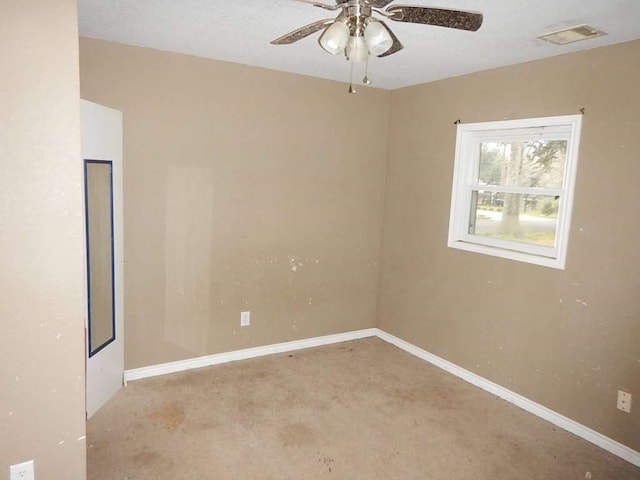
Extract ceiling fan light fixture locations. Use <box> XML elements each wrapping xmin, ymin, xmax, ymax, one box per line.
<box><xmin>364</xmin><ymin>20</ymin><xmax>393</xmax><ymax>56</ymax></box>
<box><xmin>319</xmin><ymin>21</ymin><xmax>349</xmax><ymax>54</ymax></box>
<box><xmin>273</xmin><ymin>0</ymin><xmax>485</xmax><ymax>92</ymax></box>
<box><xmin>346</xmin><ymin>35</ymin><xmax>368</xmax><ymax>62</ymax></box>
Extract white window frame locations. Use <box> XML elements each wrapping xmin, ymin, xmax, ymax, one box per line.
<box><xmin>448</xmin><ymin>115</ymin><xmax>582</xmax><ymax>269</ymax></box>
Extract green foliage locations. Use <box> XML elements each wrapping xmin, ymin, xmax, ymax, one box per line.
<box><xmin>479</xmin><ymin>144</ymin><xmax>503</xmax><ymax>185</ymax></box>
<box><xmin>526</xmin><ymin>140</ymin><xmax>567</xmax><ymax>170</ymax></box>
<box><xmin>478</xmin><ymin>140</ymin><xmax>566</xmax><ymax>192</ymax></box>
<box><xmin>477</xmin><ymin>140</ymin><xmax>566</xmax><ymax>237</ymax></box>
<box><xmin>541</xmin><ymin>201</ymin><xmax>557</xmax><ymax>216</ymax></box>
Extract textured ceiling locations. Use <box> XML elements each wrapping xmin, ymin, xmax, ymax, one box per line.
<box><xmin>78</xmin><ymin>0</ymin><xmax>640</xmax><ymax>90</ymax></box>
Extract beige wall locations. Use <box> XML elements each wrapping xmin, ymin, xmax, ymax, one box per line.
<box><xmin>0</xmin><ymin>1</ymin><xmax>87</xmax><ymax>478</ymax></box>
<box><xmin>379</xmin><ymin>40</ymin><xmax>640</xmax><ymax>451</ymax></box>
<box><xmin>79</xmin><ymin>38</ymin><xmax>390</xmax><ymax>369</ymax></box>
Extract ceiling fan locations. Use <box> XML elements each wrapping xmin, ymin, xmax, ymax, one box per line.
<box><xmin>271</xmin><ymin>0</ymin><xmax>483</xmax><ymax>91</ymax></box>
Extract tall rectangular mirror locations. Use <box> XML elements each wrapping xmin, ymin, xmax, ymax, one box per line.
<box><xmin>84</xmin><ymin>159</ymin><xmax>116</xmax><ymax>357</ymax></box>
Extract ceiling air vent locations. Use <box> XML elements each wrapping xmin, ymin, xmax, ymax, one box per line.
<box><xmin>538</xmin><ymin>24</ymin><xmax>607</xmax><ymax>45</ymax></box>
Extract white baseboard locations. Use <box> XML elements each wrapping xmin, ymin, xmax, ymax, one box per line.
<box><xmin>123</xmin><ymin>326</ymin><xmax>639</xmax><ymax>468</ymax></box>
<box><xmin>124</xmin><ymin>328</ymin><xmax>377</xmax><ymax>383</ymax></box>
<box><xmin>374</xmin><ymin>328</ymin><xmax>640</xmax><ymax>468</ymax></box>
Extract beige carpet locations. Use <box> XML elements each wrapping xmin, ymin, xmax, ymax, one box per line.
<box><xmin>88</xmin><ymin>338</ymin><xmax>640</xmax><ymax>479</ymax></box>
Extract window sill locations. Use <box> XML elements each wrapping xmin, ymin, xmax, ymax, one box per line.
<box><xmin>448</xmin><ymin>239</ymin><xmax>566</xmax><ymax>269</ymax></box>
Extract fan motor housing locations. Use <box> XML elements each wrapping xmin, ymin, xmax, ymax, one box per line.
<box><xmin>345</xmin><ymin>4</ymin><xmax>372</xmax><ymax>35</ymax></box>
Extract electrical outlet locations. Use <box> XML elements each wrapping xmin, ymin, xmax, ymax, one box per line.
<box><xmin>617</xmin><ymin>390</ymin><xmax>631</xmax><ymax>413</ymax></box>
<box><xmin>10</xmin><ymin>460</ymin><xmax>34</xmax><ymax>480</ymax></box>
<box><xmin>240</xmin><ymin>311</ymin><xmax>250</xmax><ymax>327</ymax></box>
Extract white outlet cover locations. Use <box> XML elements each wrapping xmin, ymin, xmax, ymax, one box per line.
<box><xmin>240</xmin><ymin>311</ymin><xmax>250</xmax><ymax>327</ymax></box>
<box><xmin>10</xmin><ymin>460</ymin><xmax>34</xmax><ymax>480</ymax></box>
<box><xmin>617</xmin><ymin>390</ymin><xmax>632</xmax><ymax>413</ymax></box>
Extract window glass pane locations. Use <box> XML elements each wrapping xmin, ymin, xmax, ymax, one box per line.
<box><xmin>469</xmin><ymin>192</ymin><xmax>559</xmax><ymax>247</ymax></box>
<box><xmin>478</xmin><ymin>140</ymin><xmax>567</xmax><ymax>189</ymax></box>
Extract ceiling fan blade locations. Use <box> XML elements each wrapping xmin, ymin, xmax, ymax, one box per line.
<box><xmin>293</xmin><ymin>0</ymin><xmax>341</xmax><ymax>10</ymax></box>
<box><xmin>385</xmin><ymin>6</ymin><xmax>483</xmax><ymax>32</ymax></box>
<box><xmin>376</xmin><ymin>21</ymin><xmax>404</xmax><ymax>57</ymax></box>
<box><xmin>271</xmin><ymin>19</ymin><xmax>335</xmax><ymax>45</ymax></box>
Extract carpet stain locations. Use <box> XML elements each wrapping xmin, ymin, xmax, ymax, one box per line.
<box><xmin>318</xmin><ymin>455</ymin><xmax>335</xmax><ymax>473</ymax></box>
<box><xmin>278</xmin><ymin>422</ymin><xmax>318</xmax><ymax>447</ymax></box>
<box><xmin>132</xmin><ymin>448</ymin><xmax>161</xmax><ymax>466</ymax></box>
<box><xmin>149</xmin><ymin>401</ymin><xmax>185</xmax><ymax>432</ymax></box>
<box><xmin>191</xmin><ymin>418</ymin><xmax>219</xmax><ymax>432</ymax></box>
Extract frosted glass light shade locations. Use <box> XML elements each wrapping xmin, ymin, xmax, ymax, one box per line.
<box><xmin>345</xmin><ymin>36</ymin><xmax>368</xmax><ymax>62</ymax></box>
<box><xmin>364</xmin><ymin>21</ymin><xmax>393</xmax><ymax>56</ymax></box>
<box><xmin>319</xmin><ymin>21</ymin><xmax>349</xmax><ymax>55</ymax></box>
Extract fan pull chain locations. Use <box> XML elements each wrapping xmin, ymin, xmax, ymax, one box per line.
<box><xmin>348</xmin><ymin>59</ymin><xmax>356</xmax><ymax>94</ymax></box>
<box><xmin>363</xmin><ymin>56</ymin><xmax>371</xmax><ymax>85</ymax></box>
